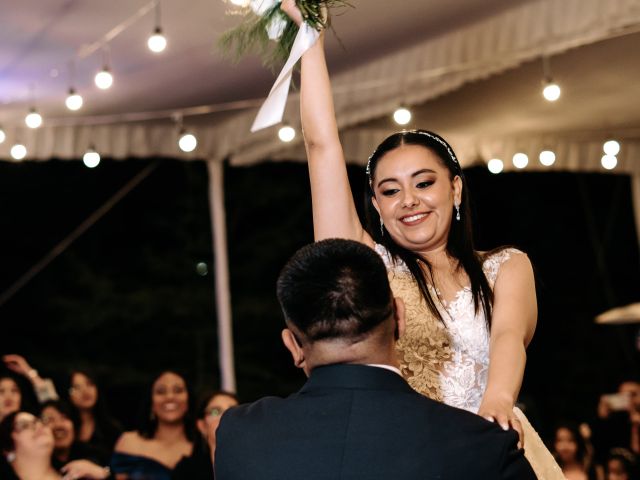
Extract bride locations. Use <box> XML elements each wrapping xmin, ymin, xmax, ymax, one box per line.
<box><xmin>278</xmin><ymin>1</ymin><xmax>563</xmax><ymax>478</ymax></box>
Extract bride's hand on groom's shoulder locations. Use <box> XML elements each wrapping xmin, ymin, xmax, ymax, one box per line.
<box><xmin>478</xmin><ymin>395</ymin><xmax>524</xmax><ymax>449</ymax></box>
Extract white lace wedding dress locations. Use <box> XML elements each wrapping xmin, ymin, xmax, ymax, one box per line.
<box><xmin>375</xmin><ymin>244</ymin><xmax>565</xmax><ymax>480</ymax></box>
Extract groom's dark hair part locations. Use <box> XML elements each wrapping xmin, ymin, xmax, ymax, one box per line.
<box><xmin>276</xmin><ymin>238</ymin><xmax>394</xmax><ymax>343</ymax></box>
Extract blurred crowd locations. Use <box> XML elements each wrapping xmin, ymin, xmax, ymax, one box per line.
<box><xmin>549</xmin><ymin>380</ymin><xmax>640</xmax><ymax>480</ymax></box>
<box><xmin>2</xmin><ymin>353</ymin><xmax>639</xmax><ymax>480</ymax></box>
<box><xmin>0</xmin><ymin>354</ymin><xmax>237</xmax><ymax>480</ymax></box>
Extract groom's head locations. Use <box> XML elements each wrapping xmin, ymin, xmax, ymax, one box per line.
<box><xmin>276</xmin><ymin>239</ymin><xmax>404</xmax><ymax>374</ymax></box>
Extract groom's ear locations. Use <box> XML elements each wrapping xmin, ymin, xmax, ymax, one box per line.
<box><xmin>281</xmin><ymin>328</ymin><xmax>307</xmax><ymax>374</ymax></box>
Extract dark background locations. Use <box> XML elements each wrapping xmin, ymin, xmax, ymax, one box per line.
<box><xmin>1</xmin><ymin>157</ymin><xmax>638</xmax><ymax>440</ymax></box>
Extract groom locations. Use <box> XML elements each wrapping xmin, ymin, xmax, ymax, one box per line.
<box><xmin>214</xmin><ymin>239</ymin><xmax>535</xmax><ymax>479</ymax></box>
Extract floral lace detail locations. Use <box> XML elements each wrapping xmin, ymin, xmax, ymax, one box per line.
<box><xmin>376</xmin><ymin>245</ymin><xmax>565</xmax><ymax>479</ymax></box>
<box><xmin>374</xmin><ymin>244</ymin><xmax>522</xmax><ymax>413</ymax></box>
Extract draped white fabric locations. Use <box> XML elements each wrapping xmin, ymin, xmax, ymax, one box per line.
<box><xmin>2</xmin><ymin>0</ymin><xmax>638</xmax><ymax>167</ymax></box>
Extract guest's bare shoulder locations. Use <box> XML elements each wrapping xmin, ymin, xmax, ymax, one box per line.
<box><xmin>114</xmin><ymin>430</ymin><xmax>146</xmax><ymax>455</ymax></box>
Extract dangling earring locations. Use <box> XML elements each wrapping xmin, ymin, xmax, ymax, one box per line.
<box><xmin>380</xmin><ymin>217</ymin><xmax>384</xmax><ymax>236</ymax></box>
<box><xmin>6</xmin><ymin>452</ymin><xmax>16</xmax><ymax>463</ymax></box>
<box><xmin>455</xmin><ymin>204</ymin><xmax>461</xmax><ymax>221</ymax></box>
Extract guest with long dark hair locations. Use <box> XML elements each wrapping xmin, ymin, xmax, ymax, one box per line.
<box><xmin>65</xmin><ymin>369</ymin><xmax>122</xmax><ymax>456</ymax></box>
<box><xmin>39</xmin><ymin>400</ymin><xmax>110</xmax><ymax>473</ymax></box>
<box><xmin>0</xmin><ymin>374</ymin><xmax>22</xmax><ymax>423</ymax></box>
<box><xmin>552</xmin><ymin>422</ymin><xmax>599</xmax><ymax>480</ymax></box>
<box><xmin>111</xmin><ymin>370</ymin><xmax>193</xmax><ymax>480</ymax></box>
<box><xmin>172</xmin><ymin>390</ymin><xmax>238</xmax><ymax>480</ymax></box>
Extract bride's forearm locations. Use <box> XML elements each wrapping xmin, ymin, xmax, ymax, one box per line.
<box><xmin>483</xmin><ymin>331</ymin><xmax>527</xmax><ymax>405</ymax></box>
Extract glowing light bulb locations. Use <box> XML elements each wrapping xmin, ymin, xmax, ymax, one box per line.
<box><xmin>65</xmin><ymin>89</ymin><xmax>83</xmax><ymax>111</ymax></box>
<box><xmin>601</xmin><ymin>154</ymin><xmax>617</xmax><ymax>170</ymax></box>
<box><xmin>487</xmin><ymin>158</ymin><xmax>504</xmax><ymax>174</ymax></box>
<box><xmin>25</xmin><ymin>109</ymin><xmax>43</xmax><ymax>128</ymax></box>
<box><xmin>83</xmin><ymin>149</ymin><xmax>101</xmax><ymax>168</ymax></box>
<box><xmin>148</xmin><ymin>28</ymin><xmax>167</xmax><ymax>53</ymax></box>
<box><xmin>11</xmin><ymin>143</ymin><xmax>27</xmax><ymax>160</ymax></box>
<box><xmin>179</xmin><ymin>132</ymin><xmax>197</xmax><ymax>152</ymax></box>
<box><xmin>95</xmin><ymin>68</ymin><xmax>113</xmax><ymax>90</ymax></box>
<box><xmin>0</xmin><ymin>127</ymin><xmax>5</xmax><ymax>144</ymax></box>
<box><xmin>393</xmin><ymin>107</ymin><xmax>412</xmax><ymax>126</ymax></box>
<box><xmin>512</xmin><ymin>153</ymin><xmax>529</xmax><ymax>169</ymax></box>
<box><xmin>539</xmin><ymin>150</ymin><xmax>556</xmax><ymax>166</ymax></box>
<box><xmin>278</xmin><ymin>125</ymin><xmax>296</xmax><ymax>142</ymax></box>
<box><xmin>542</xmin><ymin>81</ymin><xmax>561</xmax><ymax>102</ymax></box>
<box><xmin>603</xmin><ymin>140</ymin><xmax>620</xmax><ymax>156</ymax></box>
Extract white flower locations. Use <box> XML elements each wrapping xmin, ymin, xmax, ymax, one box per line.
<box><xmin>266</xmin><ymin>12</ymin><xmax>287</xmax><ymax>40</ymax></box>
<box><xmin>250</xmin><ymin>0</ymin><xmax>279</xmax><ymax>16</ymax></box>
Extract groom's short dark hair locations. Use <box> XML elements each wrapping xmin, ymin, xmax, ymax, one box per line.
<box><xmin>276</xmin><ymin>239</ymin><xmax>393</xmax><ymax>343</ymax></box>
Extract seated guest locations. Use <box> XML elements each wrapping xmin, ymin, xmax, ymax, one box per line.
<box><xmin>39</xmin><ymin>400</ymin><xmax>110</xmax><ymax>478</ymax></box>
<box><xmin>0</xmin><ymin>411</ymin><xmax>61</xmax><ymax>480</ymax></box>
<box><xmin>172</xmin><ymin>390</ymin><xmax>239</xmax><ymax>480</ymax></box>
<box><xmin>0</xmin><ymin>374</ymin><xmax>23</xmax><ymax>423</ymax></box>
<box><xmin>606</xmin><ymin>448</ymin><xmax>639</xmax><ymax>480</ymax></box>
<box><xmin>552</xmin><ymin>422</ymin><xmax>599</xmax><ymax>480</ymax></box>
<box><xmin>214</xmin><ymin>239</ymin><xmax>536</xmax><ymax>480</ymax></box>
<box><xmin>65</xmin><ymin>369</ymin><xmax>122</xmax><ymax>457</ymax></box>
<box><xmin>112</xmin><ymin>370</ymin><xmax>193</xmax><ymax>480</ymax></box>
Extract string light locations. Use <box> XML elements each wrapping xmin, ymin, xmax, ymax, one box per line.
<box><xmin>603</xmin><ymin>140</ymin><xmax>620</xmax><ymax>156</ymax></box>
<box><xmin>95</xmin><ymin>47</ymin><xmax>114</xmax><ymax>90</ymax></box>
<box><xmin>542</xmin><ymin>81</ymin><xmax>561</xmax><ymax>102</ymax></box>
<box><xmin>178</xmin><ymin>131</ymin><xmax>197</xmax><ymax>152</ymax></box>
<box><xmin>539</xmin><ymin>150</ymin><xmax>556</xmax><ymax>166</ymax></box>
<box><xmin>147</xmin><ymin>2</ymin><xmax>167</xmax><ymax>53</ymax></box>
<box><xmin>148</xmin><ymin>28</ymin><xmax>167</xmax><ymax>53</ymax></box>
<box><xmin>541</xmin><ymin>56</ymin><xmax>561</xmax><ymax>102</ymax></box>
<box><xmin>0</xmin><ymin>126</ymin><xmax>5</xmax><ymax>144</ymax></box>
<box><xmin>601</xmin><ymin>154</ymin><xmax>617</xmax><ymax>170</ymax></box>
<box><xmin>393</xmin><ymin>106</ymin><xmax>412</xmax><ymax>126</ymax></box>
<box><xmin>487</xmin><ymin>158</ymin><xmax>504</xmax><ymax>174</ymax></box>
<box><xmin>512</xmin><ymin>153</ymin><xmax>528</xmax><ymax>169</ymax></box>
<box><xmin>25</xmin><ymin>108</ymin><xmax>43</xmax><ymax>129</ymax></box>
<box><xmin>95</xmin><ymin>68</ymin><xmax>114</xmax><ymax>90</ymax></box>
<box><xmin>278</xmin><ymin>125</ymin><xmax>295</xmax><ymax>142</ymax></box>
<box><xmin>83</xmin><ymin>147</ymin><xmax>101</xmax><ymax>168</ymax></box>
<box><xmin>11</xmin><ymin>143</ymin><xmax>27</xmax><ymax>160</ymax></box>
<box><xmin>65</xmin><ymin>88</ymin><xmax>84</xmax><ymax>111</ymax></box>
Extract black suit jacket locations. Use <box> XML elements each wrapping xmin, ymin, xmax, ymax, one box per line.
<box><xmin>214</xmin><ymin>364</ymin><xmax>536</xmax><ymax>480</ymax></box>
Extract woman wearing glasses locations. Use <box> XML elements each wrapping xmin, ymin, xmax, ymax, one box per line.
<box><xmin>172</xmin><ymin>390</ymin><xmax>239</xmax><ymax>480</ymax></box>
<box><xmin>0</xmin><ymin>411</ymin><xmax>60</xmax><ymax>480</ymax></box>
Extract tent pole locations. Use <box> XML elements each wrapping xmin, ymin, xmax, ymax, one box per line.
<box><xmin>207</xmin><ymin>159</ymin><xmax>236</xmax><ymax>392</ymax></box>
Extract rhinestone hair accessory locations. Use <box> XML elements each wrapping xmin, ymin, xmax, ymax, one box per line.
<box><xmin>366</xmin><ymin>130</ymin><xmax>461</xmax><ymax>183</ymax></box>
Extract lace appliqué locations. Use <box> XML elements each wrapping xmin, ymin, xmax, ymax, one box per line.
<box><xmin>375</xmin><ymin>244</ymin><xmax>521</xmax><ymax>413</ymax></box>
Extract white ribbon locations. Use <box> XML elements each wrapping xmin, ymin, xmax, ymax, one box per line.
<box><xmin>251</xmin><ymin>22</ymin><xmax>320</xmax><ymax>132</ymax></box>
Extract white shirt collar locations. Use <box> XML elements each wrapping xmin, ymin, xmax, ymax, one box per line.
<box><xmin>365</xmin><ymin>363</ymin><xmax>402</xmax><ymax>376</ymax></box>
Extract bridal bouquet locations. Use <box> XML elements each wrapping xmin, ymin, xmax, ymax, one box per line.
<box><xmin>219</xmin><ymin>0</ymin><xmax>350</xmax><ymax>68</ymax></box>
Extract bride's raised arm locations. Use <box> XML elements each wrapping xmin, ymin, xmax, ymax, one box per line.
<box><xmin>281</xmin><ymin>0</ymin><xmax>372</xmax><ymax>246</ymax></box>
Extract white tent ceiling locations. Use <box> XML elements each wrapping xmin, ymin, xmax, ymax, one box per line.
<box><xmin>0</xmin><ymin>0</ymin><xmax>638</xmax><ymax>178</ymax></box>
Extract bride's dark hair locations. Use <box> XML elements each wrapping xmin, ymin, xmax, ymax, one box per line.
<box><xmin>364</xmin><ymin>129</ymin><xmax>494</xmax><ymax>327</ymax></box>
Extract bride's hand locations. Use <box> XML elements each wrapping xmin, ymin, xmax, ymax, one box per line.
<box><xmin>280</xmin><ymin>0</ymin><xmax>304</xmax><ymax>26</ymax></box>
<box><xmin>478</xmin><ymin>395</ymin><xmax>524</xmax><ymax>449</ymax></box>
